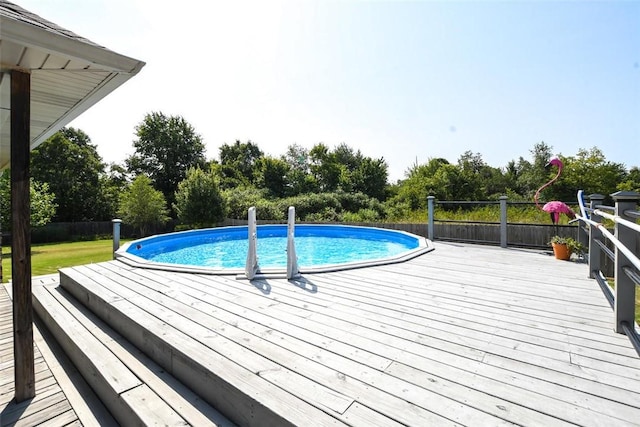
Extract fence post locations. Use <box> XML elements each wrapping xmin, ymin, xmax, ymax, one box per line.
<box><xmin>112</xmin><ymin>219</ymin><xmax>122</xmax><ymax>259</ymax></box>
<box><xmin>499</xmin><ymin>196</ymin><xmax>508</xmax><ymax>248</ymax></box>
<box><xmin>588</xmin><ymin>194</ymin><xmax>605</xmax><ymax>279</ymax></box>
<box><xmin>427</xmin><ymin>196</ymin><xmax>435</xmax><ymax>241</ymax></box>
<box><xmin>612</xmin><ymin>190</ymin><xmax>640</xmax><ymax>334</ymax></box>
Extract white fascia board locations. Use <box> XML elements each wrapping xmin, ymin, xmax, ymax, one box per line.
<box><xmin>0</xmin><ymin>15</ymin><xmax>145</xmax><ymax>74</ymax></box>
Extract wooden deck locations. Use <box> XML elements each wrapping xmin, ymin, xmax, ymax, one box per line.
<box><xmin>1</xmin><ymin>278</ymin><xmax>79</xmax><ymax>426</ymax></box>
<box><xmin>1</xmin><ymin>277</ymin><xmax>115</xmax><ymax>427</ymax></box>
<box><xmin>5</xmin><ymin>241</ymin><xmax>640</xmax><ymax>425</ymax></box>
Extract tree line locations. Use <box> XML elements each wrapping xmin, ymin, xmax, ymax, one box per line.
<box><xmin>1</xmin><ymin>111</ymin><xmax>638</xmax><ymax>235</ymax></box>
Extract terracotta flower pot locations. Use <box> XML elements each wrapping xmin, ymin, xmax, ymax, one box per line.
<box><xmin>552</xmin><ymin>242</ymin><xmax>571</xmax><ymax>260</ymax></box>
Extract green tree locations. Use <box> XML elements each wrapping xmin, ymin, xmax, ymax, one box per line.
<box><xmin>308</xmin><ymin>142</ymin><xmax>389</xmax><ymax>200</ymax></box>
<box><xmin>218</xmin><ymin>140</ymin><xmax>263</xmax><ymax>189</ymax></box>
<box><xmin>99</xmin><ymin>162</ymin><xmax>130</xmax><ymax>220</ymax></box>
<box><xmin>618</xmin><ymin>166</ymin><xmax>640</xmax><ymax>192</ymax></box>
<box><xmin>31</xmin><ymin>127</ymin><xmax>107</xmax><ymax>221</ymax></box>
<box><xmin>431</xmin><ymin>163</ymin><xmax>466</xmax><ymax>200</ymax></box>
<box><xmin>514</xmin><ymin>141</ymin><xmax>554</xmax><ymax>199</ymax></box>
<box><xmin>457</xmin><ymin>151</ymin><xmax>508</xmax><ymax>199</ymax></box>
<box><xmin>118</xmin><ymin>175</ymin><xmax>170</xmax><ymax>237</ymax></box>
<box><xmin>560</xmin><ymin>147</ymin><xmax>626</xmax><ymax>203</ymax></box>
<box><xmin>126</xmin><ymin>112</ymin><xmax>206</xmax><ymax>212</ymax></box>
<box><xmin>0</xmin><ymin>170</ymin><xmax>57</xmax><ymax>231</ymax></box>
<box><xmin>503</xmin><ymin>160</ymin><xmax>521</xmax><ymax>194</ymax></box>
<box><xmin>393</xmin><ymin>158</ymin><xmax>453</xmax><ymax>210</ymax></box>
<box><xmin>309</xmin><ymin>143</ymin><xmax>341</xmax><ymax>192</ymax></box>
<box><xmin>351</xmin><ymin>156</ymin><xmax>388</xmax><ymax>201</ymax></box>
<box><xmin>332</xmin><ymin>143</ymin><xmax>361</xmax><ymax>192</ymax></box>
<box><xmin>256</xmin><ymin>156</ymin><xmax>290</xmax><ymax>197</ymax></box>
<box><xmin>283</xmin><ymin>144</ymin><xmax>318</xmax><ymax>195</ymax></box>
<box><xmin>481</xmin><ymin>166</ymin><xmax>510</xmax><ymax>199</ymax></box>
<box><xmin>456</xmin><ymin>151</ymin><xmax>485</xmax><ymax>200</ymax></box>
<box><xmin>29</xmin><ymin>181</ymin><xmax>58</xmax><ymax>228</ymax></box>
<box><xmin>174</xmin><ymin>167</ymin><xmax>226</xmax><ymax>228</ymax></box>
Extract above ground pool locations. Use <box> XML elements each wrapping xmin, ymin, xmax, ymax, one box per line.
<box><xmin>116</xmin><ymin>224</ymin><xmax>431</xmax><ymax>276</ymax></box>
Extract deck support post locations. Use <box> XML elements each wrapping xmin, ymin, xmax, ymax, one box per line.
<box><xmin>499</xmin><ymin>196</ymin><xmax>508</xmax><ymax>248</ymax></box>
<box><xmin>612</xmin><ymin>191</ymin><xmax>640</xmax><ymax>334</ymax></box>
<box><xmin>427</xmin><ymin>196</ymin><xmax>435</xmax><ymax>241</ymax></box>
<box><xmin>587</xmin><ymin>194</ymin><xmax>605</xmax><ymax>279</ymax></box>
<box><xmin>11</xmin><ymin>69</ymin><xmax>35</xmax><ymax>402</ymax></box>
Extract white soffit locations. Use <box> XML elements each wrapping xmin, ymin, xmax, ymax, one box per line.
<box><xmin>0</xmin><ymin>0</ymin><xmax>145</xmax><ymax>169</ymax></box>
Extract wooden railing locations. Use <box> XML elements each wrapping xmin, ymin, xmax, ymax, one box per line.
<box><xmin>576</xmin><ymin>191</ymin><xmax>640</xmax><ymax>355</ymax></box>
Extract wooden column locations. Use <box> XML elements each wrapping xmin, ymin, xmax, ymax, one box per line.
<box><xmin>11</xmin><ymin>69</ymin><xmax>35</xmax><ymax>401</ymax></box>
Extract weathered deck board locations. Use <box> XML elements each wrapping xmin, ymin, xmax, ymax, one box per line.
<box><xmin>58</xmin><ymin>242</ymin><xmax>640</xmax><ymax>426</ymax></box>
<box><xmin>0</xmin><ymin>283</ymin><xmax>80</xmax><ymax>427</ymax></box>
<box><xmin>60</xmin><ymin>265</ymin><xmax>347</xmax><ymax>426</ymax></box>
<box><xmin>303</xmin><ymin>270</ymin><xmax>639</xmax><ymax>363</ymax></box>
<box><xmin>7</xmin><ymin>241</ymin><xmax>640</xmax><ymax>426</ymax></box>
<box><xmin>74</xmin><ymin>262</ymin><xmax>436</xmax><ymax>426</ymax></box>
<box><xmin>38</xmin><ymin>284</ymin><xmax>233</xmax><ymax>426</ymax></box>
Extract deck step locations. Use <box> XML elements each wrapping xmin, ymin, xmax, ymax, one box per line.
<box><xmin>32</xmin><ymin>282</ymin><xmax>233</xmax><ymax>426</ymax></box>
<box><xmin>58</xmin><ymin>266</ymin><xmax>345</xmax><ymax>427</ymax></box>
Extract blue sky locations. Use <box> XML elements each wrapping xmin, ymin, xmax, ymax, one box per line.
<box><xmin>17</xmin><ymin>0</ymin><xmax>640</xmax><ymax>181</ymax></box>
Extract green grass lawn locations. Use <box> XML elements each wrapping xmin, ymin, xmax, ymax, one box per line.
<box><xmin>1</xmin><ymin>239</ymin><xmax>122</xmax><ymax>283</ymax></box>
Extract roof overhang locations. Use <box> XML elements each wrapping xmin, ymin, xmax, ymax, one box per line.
<box><xmin>0</xmin><ymin>0</ymin><xmax>145</xmax><ymax>169</ymax></box>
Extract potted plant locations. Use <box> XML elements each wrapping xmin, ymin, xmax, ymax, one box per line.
<box><xmin>549</xmin><ymin>236</ymin><xmax>585</xmax><ymax>260</ymax></box>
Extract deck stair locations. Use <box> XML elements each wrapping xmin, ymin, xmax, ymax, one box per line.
<box><xmin>32</xmin><ymin>264</ymin><xmax>347</xmax><ymax>427</ymax></box>
<box><xmin>32</xmin><ymin>280</ymin><xmax>234</xmax><ymax>426</ymax></box>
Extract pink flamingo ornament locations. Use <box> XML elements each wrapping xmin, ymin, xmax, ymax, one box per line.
<box><xmin>534</xmin><ymin>156</ymin><xmax>576</xmax><ymax>224</ymax></box>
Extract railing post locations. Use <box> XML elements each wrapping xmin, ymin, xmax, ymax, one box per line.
<box><xmin>577</xmin><ymin>219</ymin><xmax>588</xmax><ymax>249</ymax></box>
<box><xmin>112</xmin><ymin>219</ymin><xmax>122</xmax><ymax>259</ymax></box>
<box><xmin>499</xmin><ymin>196</ymin><xmax>508</xmax><ymax>248</ymax></box>
<box><xmin>588</xmin><ymin>194</ymin><xmax>605</xmax><ymax>279</ymax></box>
<box><xmin>612</xmin><ymin>190</ymin><xmax>640</xmax><ymax>334</ymax></box>
<box><xmin>427</xmin><ymin>196</ymin><xmax>435</xmax><ymax>241</ymax></box>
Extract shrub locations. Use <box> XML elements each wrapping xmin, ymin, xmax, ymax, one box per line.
<box><xmin>223</xmin><ymin>187</ymin><xmax>268</xmax><ymax>219</ymax></box>
<box><xmin>174</xmin><ymin>167</ymin><xmax>225</xmax><ymax>228</ymax></box>
<box><xmin>255</xmin><ymin>199</ymin><xmax>286</xmax><ymax>221</ymax></box>
<box><xmin>118</xmin><ymin>175</ymin><xmax>170</xmax><ymax>237</ymax></box>
<box><xmin>304</xmin><ymin>207</ymin><xmax>341</xmax><ymax>222</ymax></box>
<box><xmin>287</xmin><ymin>193</ymin><xmax>342</xmax><ymax>220</ymax></box>
<box><xmin>342</xmin><ymin>208</ymin><xmax>381</xmax><ymax>223</ymax></box>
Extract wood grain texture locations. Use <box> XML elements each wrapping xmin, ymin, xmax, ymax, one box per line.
<box><xmin>11</xmin><ymin>241</ymin><xmax>640</xmax><ymax>426</ymax></box>
<box><xmin>1</xmin><ymin>284</ymin><xmax>80</xmax><ymax>427</ymax></box>
<box><xmin>10</xmin><ymin>69</ymin><xmax>34</xmax><ymax>402</ymax></box>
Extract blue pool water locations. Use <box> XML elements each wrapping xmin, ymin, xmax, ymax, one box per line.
<box><xmin>119</xmin><ymin>224</ymin><xmax>425</xmax><ymax>271</ymax></box>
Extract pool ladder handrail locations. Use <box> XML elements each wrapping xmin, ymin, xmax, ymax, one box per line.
<box><xmin>245</xmin><ymin>207</ymin><xmax>259</xmax><ymax>280</ymax></box>
<box><xmin>245</xmin><ymin>206</ymin><xmax>300</xmax><ymax>279</ymax></box>
<box><xmin>287</xmin><ymin>206</ymin><xmax>300</xmax><ymax>279</ymax></box>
